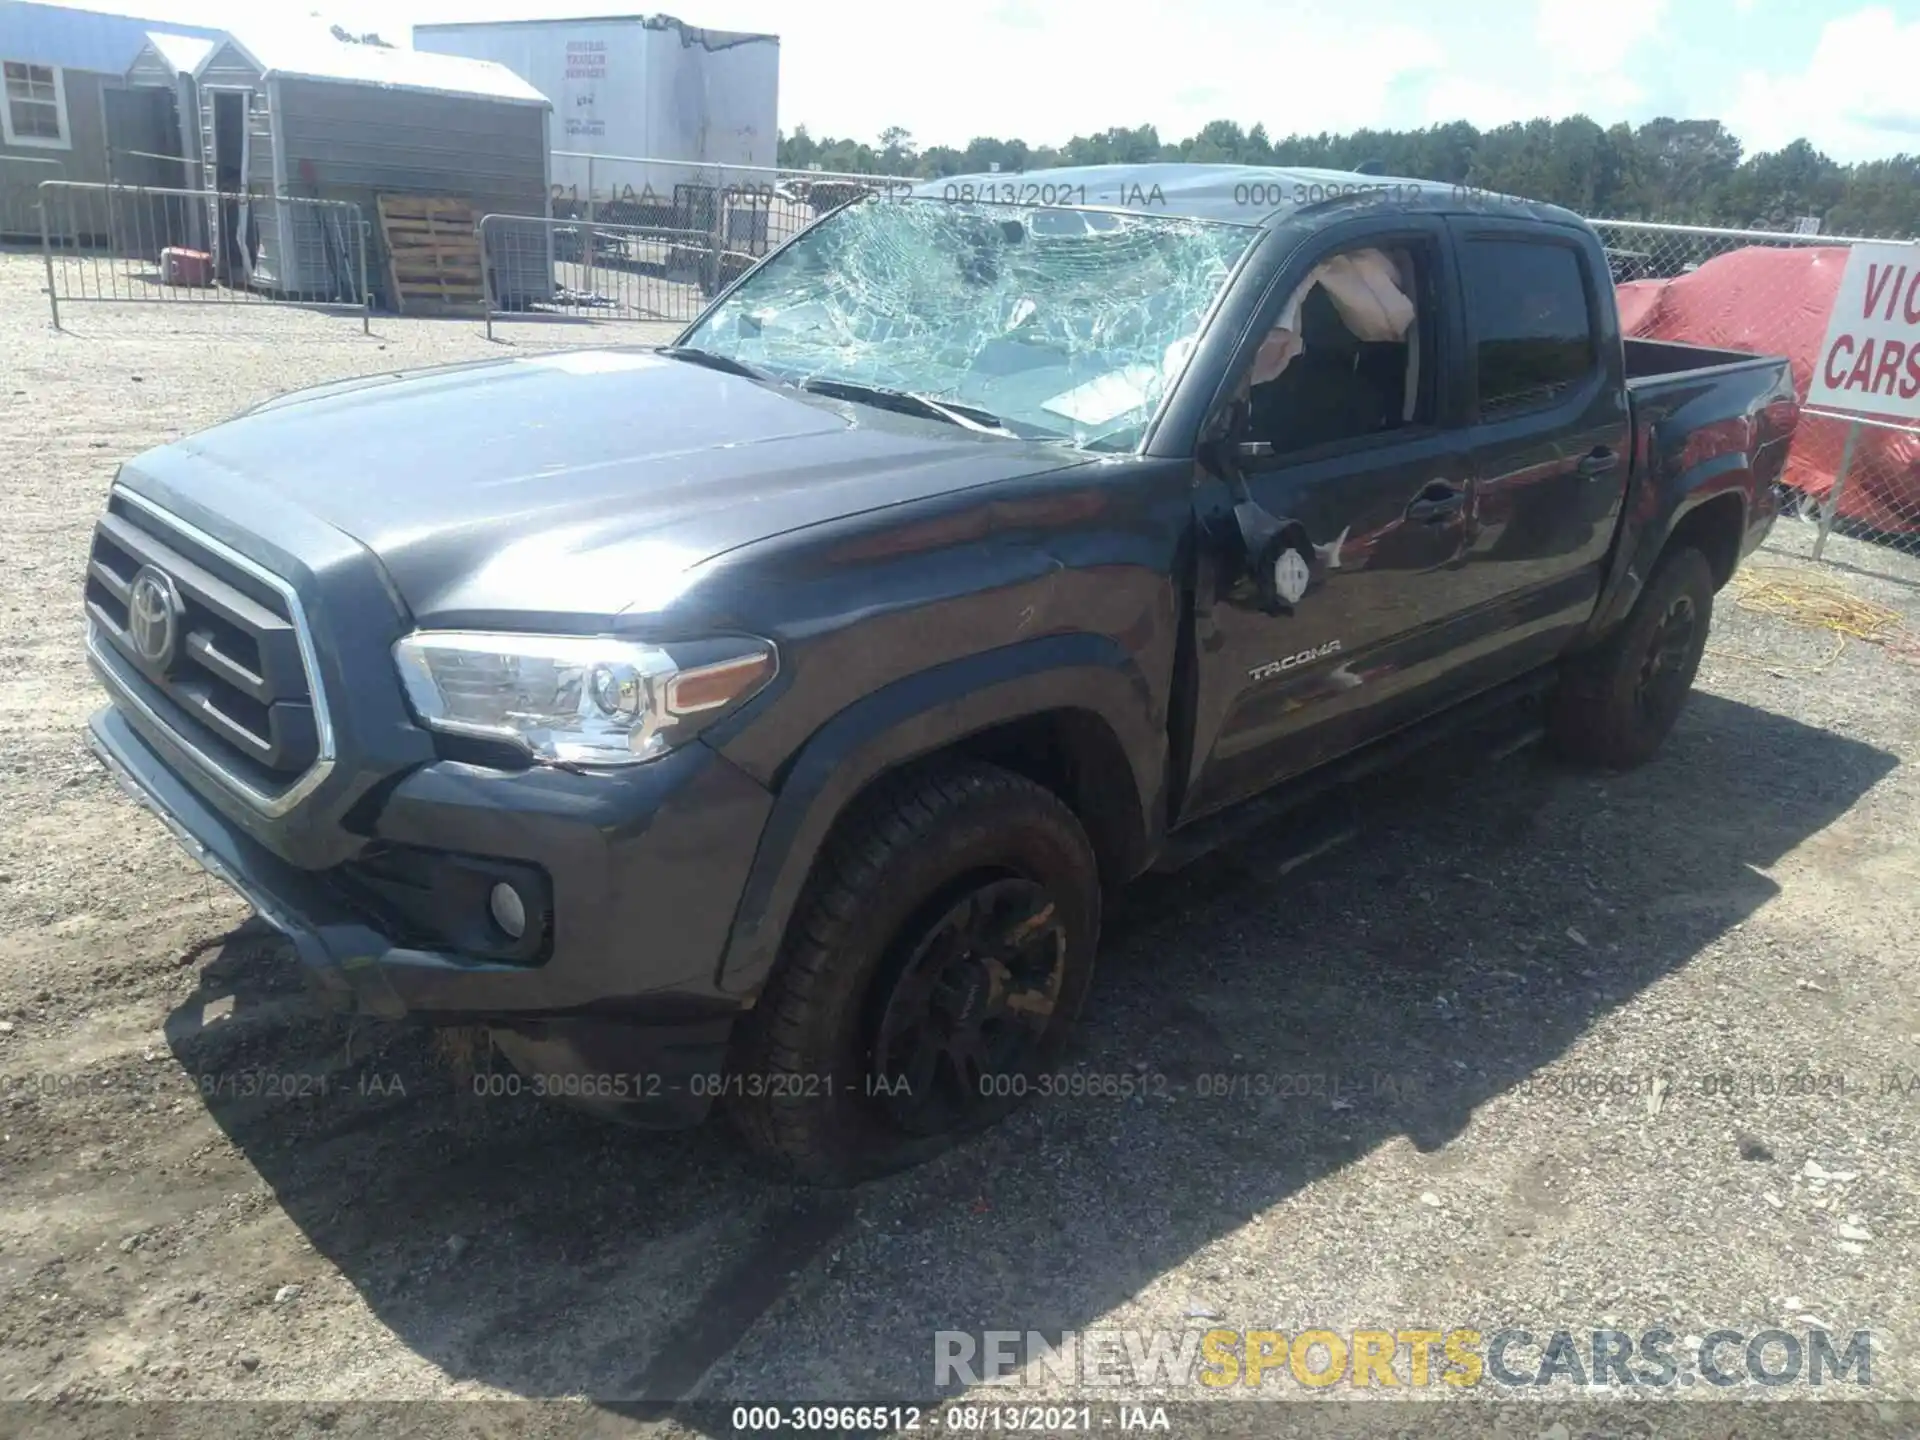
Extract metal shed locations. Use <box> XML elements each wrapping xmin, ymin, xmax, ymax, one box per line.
<box><xmin>110</xmin><ymin>31</ymin><xmax>214</xmax><ymax>255</ymax></box>
<box><xmin>124</xmin><ymin>32</ymin><xmax>211</xmax><ymax>184</ymax></box>
<box><xmin>0</xmin><ymin>1</ymin><xmax>224</xmax><ymax>239</ymax></box>
<box><xmin>183</xmin><ymin>29</ymin><xmax>552</xmax><ymax>303</ymax></box>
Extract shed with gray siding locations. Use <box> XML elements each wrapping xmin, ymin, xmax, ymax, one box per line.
<box><xmin>0</xmin><ymin>1</ymin><xmax>224</xmax><ymax>240</ymax></box>
<box><xmin>124</xmin><ymin>32</ymin><xmax>213</xmax><ymax>246</ymax></box>
<box><xmin>184</xmin><ymin>31</ymin><xmax>551</xmax><ymax>304</ymax></box>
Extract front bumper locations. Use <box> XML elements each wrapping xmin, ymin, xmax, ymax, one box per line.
<box><xmin>89</xmin><ymin>703</ymin><xmax>777</xmax><ymax>1126</ymax></box>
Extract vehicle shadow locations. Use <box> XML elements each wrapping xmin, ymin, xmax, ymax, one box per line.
<box><xmin>162</xmin><ymin>690</ymin><xmax>1895</xmax><ymax>1412</ymax></box>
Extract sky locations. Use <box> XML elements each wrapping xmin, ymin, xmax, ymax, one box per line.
<box><xmin>31</xmin><ymin>0</ymin><xmax>1920</xmax><ymax>164</ymax></box>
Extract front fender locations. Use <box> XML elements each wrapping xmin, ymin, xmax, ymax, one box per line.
<box><xmin>714</xmin><ymin>632</ymin><xmax>1166</xmax><ymax>999</ymax></box>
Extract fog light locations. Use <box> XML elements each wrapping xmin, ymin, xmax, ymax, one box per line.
<box><xmin>489</xmin><ymin>882</ymin><xmax>527</xmax><ymax>940</ymax></box>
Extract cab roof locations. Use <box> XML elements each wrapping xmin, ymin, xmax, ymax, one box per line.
<box><xmin>908</xmin><ymin>162</ymin><xmax>1573</xmax><ymax>229</ymax></box>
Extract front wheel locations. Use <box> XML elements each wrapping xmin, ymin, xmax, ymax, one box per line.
<box><xmin>1548</xmin><ymin>545</ymin><xmax>1715</xmax><ymax>769</ymax></box>
<box><xmin>728</xmin><ymin>761</ymin><xmax>1101</xmax><ymax>1186</ymax></box>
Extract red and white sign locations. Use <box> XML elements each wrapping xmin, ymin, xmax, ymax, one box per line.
<box><xmin>1808</xmin><ymin>243</ymin><xmax>1920</xmax><ymax>420</ymax></box>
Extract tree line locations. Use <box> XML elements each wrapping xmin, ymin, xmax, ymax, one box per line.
<box><xmin>778</xmin><ymin>118</ymin><xmax>1920</xmax><ymax>237</ymax></box>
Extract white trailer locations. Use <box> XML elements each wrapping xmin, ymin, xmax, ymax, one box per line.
<box><xmin>411</xmin><ymin>12</ymin><xmax>779</xmax><ymax>203</ymax></box>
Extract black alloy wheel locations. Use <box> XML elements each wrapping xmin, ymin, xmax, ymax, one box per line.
<box><xmin>868</xmin><ymin>876</ymin><xmax>1068</xmax><ymax>1135</ymax></box>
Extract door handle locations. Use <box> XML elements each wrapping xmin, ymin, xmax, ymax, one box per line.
<box><xmin>1577</xmin><ymin>447</ymin><xmax>1620</xmax><ymax>479</ymax></box>
<box><xmin>1406</xmin><ymin>482</ymin><xmax>1465</xmax><ymax>523</ymax></box>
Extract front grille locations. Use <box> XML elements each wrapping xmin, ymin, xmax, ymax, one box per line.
<box><xmin>85</xmin><ymin>488</ymin><xmax>331</xmax><ymax>811</ymax></box>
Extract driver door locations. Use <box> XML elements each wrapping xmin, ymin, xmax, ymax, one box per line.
<box><xmin>1181</xmin><ymin>216</ymin><xmax>1486</xmax><ymax>821</ymax></box>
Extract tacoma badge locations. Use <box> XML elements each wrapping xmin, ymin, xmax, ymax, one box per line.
<box><xmin>1248</xmin><ymin>640</ymin><xmax>1343</xmax><ymax>681</ymax></box>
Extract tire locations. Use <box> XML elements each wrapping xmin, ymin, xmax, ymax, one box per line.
<box><xmin>1548</xmin><ymin>545</ymin><xmax>1715</xmax><ymax>769</ymax></box>
<box><xmin>728</xmin><ymin>761</ymin><xmax>1101</xmax><ymax>1186</ymax></box>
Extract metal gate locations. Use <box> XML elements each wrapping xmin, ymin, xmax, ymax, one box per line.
<box><xmin>1590</xmin><ymin>218</ymin><xmax>1920</xmax><ymax>567</ymax></box>
<box><xmin>37</xmin><ymin>181</ymin><xmax>370</xmax><ymax>332</ymax></box>
<box><xmin>550</xmin><ymin>150</ymin><xmax>908</xmax><ymax>256</ymax></box>
<box><xmin>475</xmin><ymin>153</ymin><xmax>907</xmax><ymax>334</ymax></box>
<box><xmin>476</xmin><ymin>212</ymin><xmax>718</xmax><ymax>338</ymax></box>
<box><xmin>2</xmin><ymin>154</ymin><xmax>65</xmax><ymax>241</ymax></box>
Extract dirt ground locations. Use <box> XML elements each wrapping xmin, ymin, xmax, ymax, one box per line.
<box><xmin>2</xmin><ymin>250</ymin><xmax>1919</xmax><ymax>1434</ymax></box>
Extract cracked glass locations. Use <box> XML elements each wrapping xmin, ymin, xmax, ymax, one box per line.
<box><xmin>681</xmin><ymin>196</ymin><xmax>1259</xmax><ymax>452</ymax></box>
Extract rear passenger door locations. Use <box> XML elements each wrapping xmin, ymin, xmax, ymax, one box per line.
<box><xmin>1446</xmin><ymin>218</ymin><xmax>1632</xmax><ymax>651</ymax></box>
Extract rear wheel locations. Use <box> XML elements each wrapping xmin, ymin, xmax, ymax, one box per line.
<box><xmin>1549</xmin><ymin>545</ymin><xmax>1714</xmax><ymax>769</ymax></box>
<box><xmin>728</xmin><ymin>761</ymin><xmax>1100</xmax><ymax>1186</ymax></box>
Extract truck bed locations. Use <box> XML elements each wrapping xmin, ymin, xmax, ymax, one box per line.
<box><xmin>1622</xmin><ymin>338</ymin><xmax>1798</xmax><ymax>491</ymax></box>
<box><xmin>1624</xmin><ymin>336</ymin><xmax>1783</xmax><ymax>386</ymax></box>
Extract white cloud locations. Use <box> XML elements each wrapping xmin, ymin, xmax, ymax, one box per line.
<box><xmin>1536</xmin><ymin>0</ymin><xmax>1666</xmax><ymax>78</ymax></box>
<box><xmin>732</xmin><ymin>0</ymin><xmax>1452</xmax><ymax>150</ymax></box>
<box><xmin>1420</xmin><ymin>71</ymin><xmax>1644</xmax><ymax>130</ymax></box>
<box><xmin>1406</xmin><ymin>0</ymin><xmax>1667</xmax><ymax>131</ymax></box>
<box><xmin>222</xmin><ymin>0</ymin><xmax>1710</xmax><ymax>159</ymax></box>
<box><xmin>1418</xmin><ymin>76</ymin><xmax>1541</xmax><ymax>131</ymax></box>
<box><xmin>1724</xmin><ymin>6</ymin><xmax>1920</xmax><ymax>161</ymax></box>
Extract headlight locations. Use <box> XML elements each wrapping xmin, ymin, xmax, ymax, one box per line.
<box><xmin>392</xmin><ymin>631</ymin><xmax>776</xmax><ymax>766</ymax></box>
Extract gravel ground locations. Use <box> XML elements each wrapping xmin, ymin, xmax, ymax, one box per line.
<box><xmin>2</xmin><ymin>250</ymin><xmax>1919</xmax><ymax>1435</ymax></box>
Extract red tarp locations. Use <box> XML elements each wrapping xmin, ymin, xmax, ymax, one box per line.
<box><xmin>1616</xmin><ymin>245</ymin><xmax>1920</xmax><ymax>532</ymax></box>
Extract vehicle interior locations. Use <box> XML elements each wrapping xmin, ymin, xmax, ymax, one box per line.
<box><xmin>1245</xmin><ymin>244</ymin><xmax>1432</xmax><ymax>453</ymax></box>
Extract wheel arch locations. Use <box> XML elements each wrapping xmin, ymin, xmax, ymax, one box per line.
<box><xmin>1663</xmin><ymin>490</ymin><xmax>1747</xmax><ymax>589</ymax></box>
<box><xmin>715</xmin><ymin>633</ymin><xmax>1167</xmax><ymax>1001</ymax></box>
<box><xmin>1586</xmin><ymin>473</ymin><xmax>1750</xmax><ymax>644</ymax></box>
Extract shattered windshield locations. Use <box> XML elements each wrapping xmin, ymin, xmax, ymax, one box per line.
<box><xmin>679</xmin><ymin>196</ymin><xmax>1258</xmax><ymax>451</ymax></box>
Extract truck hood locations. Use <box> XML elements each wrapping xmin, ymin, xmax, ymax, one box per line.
<box><xmin>126</xmin><ymin>349</ymin><xmax>1090</xmax><ymax>625</ymax></box>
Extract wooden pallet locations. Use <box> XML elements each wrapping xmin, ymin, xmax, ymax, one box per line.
<box><xmin>377</xmin><ymin>194</ymin><xmax>484</xmax><ymax>314</ymax></box>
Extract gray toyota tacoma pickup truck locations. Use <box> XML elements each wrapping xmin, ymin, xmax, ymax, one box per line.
<box><xmin>84</xmin><ymin>164</ymin><xmax>1798</xmax><ymax>1184</ymax></box>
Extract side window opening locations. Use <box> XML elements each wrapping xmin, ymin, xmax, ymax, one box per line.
<box><xmin>1460</xmin><ymin>238</ymin><xmax>1597</xmax><ymax>417</ymax></box>
<box><xmin>1240</xmin><ymin>243</ymin><xmax>1434</xmax><ymax>456</ymax></box>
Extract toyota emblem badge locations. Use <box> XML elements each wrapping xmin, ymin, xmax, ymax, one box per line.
<box><xmin>126</xmin><ymin>565</ymin><xmax>180</xmax><ymax>669</ymax></box>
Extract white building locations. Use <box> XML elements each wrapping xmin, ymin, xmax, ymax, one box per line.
<box><xmin>412</xmin><ymin>12</ymin><xmax>779</xmax><ymax>200</ymax></box>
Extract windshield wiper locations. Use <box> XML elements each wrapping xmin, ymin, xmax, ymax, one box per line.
<box><xmin>655</xmin><ymin>345</ymin><xmax>781</xmax><ymax>385</ymax></box>
<box><xmin>799</xmin><ymin>377</ymin><xmax>1017</xmax><ymax>437</ymax></box>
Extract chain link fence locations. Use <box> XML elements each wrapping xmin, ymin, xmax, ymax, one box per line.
<box><xmin>37</xmin><ymin>181</ymin><xmax>370</xmax><ymax>331</ymax></box>
<box><xmin>1591</xmin><ymin>218</ymin><xmax>1920</xmax><ymax>569</ymax></box>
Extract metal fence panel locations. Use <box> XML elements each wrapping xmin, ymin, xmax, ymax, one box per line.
<box><xmin>476</xmin><ymin>212</ymin><xmax>728</xmax><ymax>336</ymax></box>
<box><xmin>37</xmin><ymin>181</ymin><xmax>369</xmax><ymax>332</ymax></box>
<box><xmin>521</xmin><ymin>152</ymin><xmax>909</xmax><ymax>326</ymax></box>
<box><xmin>1591</xmin><ymin>218</ymin><xmax>1920</xmax><ymax>563</ymax></box>
<box><xmin>2</xmin><ymin>154</ymin><xmax>66</xmax><ymax>241</ymax></box>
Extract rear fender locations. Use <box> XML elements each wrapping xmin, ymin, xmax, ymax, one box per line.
<box><xmin>1585</xmin><ymin>365</ymin><xmax>1796</xmax><ymax>640</ymax></box>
